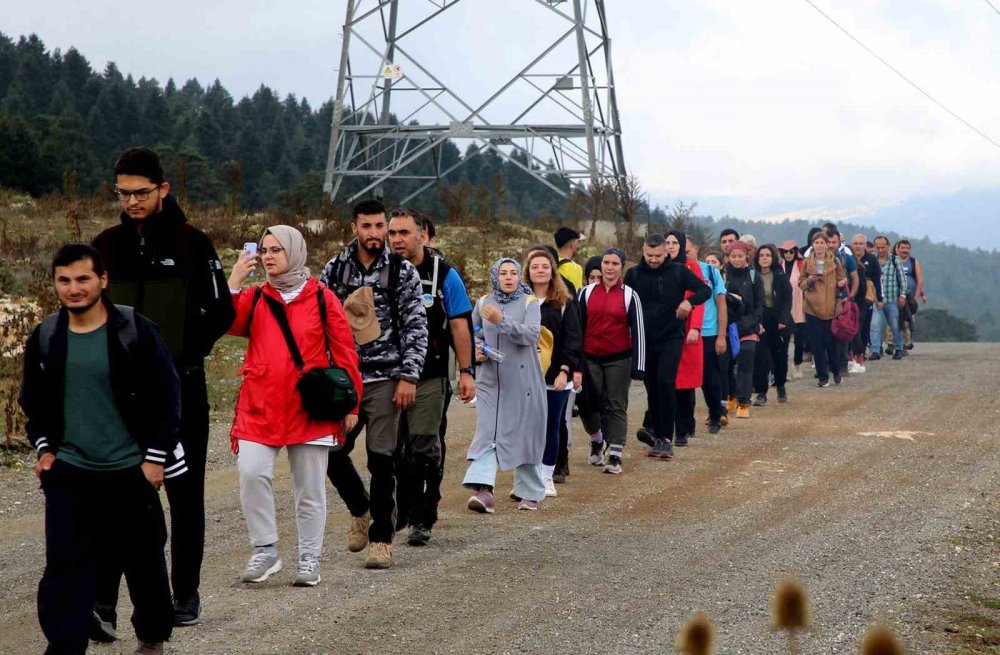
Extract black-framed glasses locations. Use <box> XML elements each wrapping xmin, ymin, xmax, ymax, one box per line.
<box><xmin>114</xmin><ymin>185</ymin><xmax>162</xmax><ymax>202</ymax></box>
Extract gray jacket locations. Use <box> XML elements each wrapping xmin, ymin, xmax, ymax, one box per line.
<box><xmin>320</xmin><ymin>242</ymin><xmax>428</xmax><ymax>383</ymax></box>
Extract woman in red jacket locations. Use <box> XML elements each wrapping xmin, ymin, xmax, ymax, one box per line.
<box><xmin>227</xmin><ymin>225</ymin><xmax>362</xmax><ymax>588</ymax></box>
<box><xmin>665</xmin><ymin>231</ymin><xmax>706</xmax><ymax>446</ymax></box>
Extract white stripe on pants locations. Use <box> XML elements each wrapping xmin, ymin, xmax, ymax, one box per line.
<box><xmin>237</xmin><ymin>440</ymin><xmax>329</xmax><ymax>557</ymax></box>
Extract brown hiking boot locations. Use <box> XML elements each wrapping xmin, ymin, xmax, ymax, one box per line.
<box><xmin>736</xmin><ymin>404</ymin><xmax>750</xmax><ymax>419</ymax></box>
<box><xmin>347</xmin><ymin>513</ymin><xmax>370</xmax><ymax>553</ymax></box>
<box><xmin>726</xmin><ymin>396</ymin><xmax>738</xmax><ymax>413</ymax></box>
<box><xmin>364</xmin><ymin>542</ymin><xmax>393</xmax><ymax>569</ymax></box>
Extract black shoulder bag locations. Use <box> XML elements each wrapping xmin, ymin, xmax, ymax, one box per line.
<box><xmin>262</xmin><ymin>290</ymin><xmax>358</xmax><ymax>422</ymax></box>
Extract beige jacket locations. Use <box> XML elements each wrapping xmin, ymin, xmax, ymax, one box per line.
<box><xmin>799</xmin><ymin>253</ymin><xmax>846</xmax><ymax>320</ymax></box>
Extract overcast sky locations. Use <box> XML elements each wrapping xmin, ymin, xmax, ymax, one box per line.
<box><xmin>5</xmin><ymin>0</ymin><xmax>1000</xmax><ymax>207</ymax></box>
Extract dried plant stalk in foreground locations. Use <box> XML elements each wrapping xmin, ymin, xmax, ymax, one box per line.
<box><xmin>676</xmin><ymin>611</ymin><xmax>715</xmax><ymax>655</ymax></box>
<box><xmin>860</xmin><ymin>624</ymin><xmax>905</xmax><ymax>655</ymax></box>
<box><xmin>771</xmin><ymin>577</ymin><xmax>811</xmax><ymax>655</ymax></box>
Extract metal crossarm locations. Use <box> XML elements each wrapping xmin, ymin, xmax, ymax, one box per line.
<box><xmin>323</xmin><ymin>0</ymin><xmax>627</xmax><ymax>204</ymax></box>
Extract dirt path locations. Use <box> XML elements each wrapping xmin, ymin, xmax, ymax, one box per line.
<box><xmin>1</xmin><ymin>344</ymin><xmax>997</xmax><ymax>654</ymax></box>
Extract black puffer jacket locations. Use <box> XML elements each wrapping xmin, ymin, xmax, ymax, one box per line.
<box><xmin>725</xmin><ymin>265</ymin><xmax>765</xmax><ymax>338</ymax></box>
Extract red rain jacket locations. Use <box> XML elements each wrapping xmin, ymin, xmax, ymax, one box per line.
<box><xmin>675</xmin><ymin>259</ymin><xmax>706</xmax><ymax>390</ymax></box>
<box><xmin>228</xmin><ymin>278</ymin><xmax>362</xmax><ymax>452</ymax></box>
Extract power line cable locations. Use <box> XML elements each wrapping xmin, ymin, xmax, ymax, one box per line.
<box><xmin>801</xmin><ymin>0</ymin><xmax>1000</xmax><ymax>149</ymax></box>
<box><xmin>984</xmin><ymin>0</ymin><xmax>1000</xmax><ymax>18</ymax></box>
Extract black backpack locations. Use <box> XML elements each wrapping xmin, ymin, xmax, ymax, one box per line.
<box><xmin>39</xmin><ymin>305</ymin><xmax>138</xmax><ymax>359</ymax></box>
<box><xmin>326</xmin><ymin>253</ymin><xmax>404</xmax><ymax>343</ymax></box>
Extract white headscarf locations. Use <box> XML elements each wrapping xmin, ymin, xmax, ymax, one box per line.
<box><xmin>262</xmin><ymin>225</ymin><xmax>310</xmax><ymax>293</ymax></box>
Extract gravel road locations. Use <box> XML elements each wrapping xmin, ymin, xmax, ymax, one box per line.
<box><xmin>0</xmin><ymin>343</ymin><xmax>997</xmax><ymax>654</ymax></box>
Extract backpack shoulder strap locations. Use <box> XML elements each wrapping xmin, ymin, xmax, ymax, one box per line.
<box><xmin>38</xmin><ymin>313</ymin><xmax>59</xmax><ymax>359</ymax></box>
<box><xmin>113</xmin><ymin>305</ymin><xmax>138</xmax><ymax>353</ymax></box>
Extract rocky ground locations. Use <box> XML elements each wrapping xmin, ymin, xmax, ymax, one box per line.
<box><xmin>0</xmin><ymin>343</ymin><xmax>997</xmax><ymax>654</ymax></box>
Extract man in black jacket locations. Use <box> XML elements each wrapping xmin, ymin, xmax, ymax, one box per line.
<box><xmin>92</xmin><ymin>148</ymin><xmax>235</xmax><ymax>628</ymax></box>
<box><xmin>624</xmin><ymin>234</ymin><xmax>711</xmax><ymax>460</ymax></box>
<box><xmin>21</xmin><ymin>244</ymin><xmax>180</xmax><ymax>655</ymax></box>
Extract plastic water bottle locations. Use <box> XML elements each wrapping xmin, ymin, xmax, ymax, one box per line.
<box><xmin>474</xmin><ymin>327</ymin><xmax>506</xmax><ymax>363</ymax></box>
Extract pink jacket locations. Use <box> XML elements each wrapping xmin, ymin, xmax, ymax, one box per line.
<box><xmin>787</xmin><ymin>261</ymin><xmax>805</xmax><ymax>324</ymax></box>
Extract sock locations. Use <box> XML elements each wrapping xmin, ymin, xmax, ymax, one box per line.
<box><xmin>589</xmin><ymin>429</ymin><xmax>603</xmax><ymax>444</ymax></box>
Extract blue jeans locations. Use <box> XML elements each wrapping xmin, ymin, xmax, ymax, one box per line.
<box><xmin>805</xmin><ymin>314</ymin><xmax>840</xmax><ymax>382</ymax></box>
<box><xmin>543</xmin><ymin>390</ymin><xmax>571</xmax><ymax>467</ymax></box>
<box><xmin>870</xmin><ymin>302</ymin><xmax>903</xmax><ymax>355</ymax></box>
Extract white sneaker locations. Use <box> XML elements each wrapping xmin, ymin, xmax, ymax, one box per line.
<box><xmin>792</xmin><ymin>364</ymin><xmax>803</xmax><ymax>379</ymax></box>
<box><xmin>856</xmin><ymin>363</ymin><xmax>866</xmax><ymax>373</ymax></box>
<box><xmin>543</xmin><ymin>477</ymin><xmax>557</xmax><ymax>498</ymax></box>
<box><xmin>847</xmin><ymin>361</ymin><xmax>864</xmax><ymax>374</ymax></box>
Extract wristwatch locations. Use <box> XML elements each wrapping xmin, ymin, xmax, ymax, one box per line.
<box><xmin>459</xmin><ymin>366</ymin><xmax>476</xmax><ymax>377</ymax></box>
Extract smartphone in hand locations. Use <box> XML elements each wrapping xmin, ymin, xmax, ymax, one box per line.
<box><xmin>243</xmin><ymin>242</ymin><xmax>258</xmax><ymax>277</ymax></box>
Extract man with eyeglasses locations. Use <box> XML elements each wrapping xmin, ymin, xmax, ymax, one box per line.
<box><xmin>387</xmin><ymin>207</ymin><xmax>475</xmax><ymax>546</ymax></box>
<box><xmin>91</xmin><ymin>147</ymin><xmax>234</xmax><ymax>633</ymax></box>
<box><xmin>320</xmin><ymin>199</ymin><xmax>428</xmax><ymax>569</ymax></box>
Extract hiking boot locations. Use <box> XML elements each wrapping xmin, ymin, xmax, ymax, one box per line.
<box><xmin>736</xmin><ymin>404</ymin><xmax>750</xmax><ymax>419</ymax></box>
<box><xmin>792</xmin><ymin>364</ymin><xmax>803</xmax><ymax>379</ymax></box>
<box><xmin>91</xmin><ymin>609</ymin><xmax>117</xmax><ymax>643</ymax></box>
<box><xmin>241</xmin><ymin>548</ymin><xmax>282</xmax><ymax>583</ymax></box>
<box><xmin>649</xmin><ymin>438</ymin><xmax>674</xmax><ymax>460</ymax></box>
<box><xmin>726</xmin><ymin>396</ymin><xmax>738</xmax><ymax>413</ymax></box>
<box><xmin>752</xmin><ymin>393</ymin><xmax>767</xmax><ymax>407</ymax></box>
<box><xmin>292</xmin><ymin>553</ymin><xmax>321</xmax><ymax>587</ymax></box>
<box><xmin>552</xmin><ymin>465</ymin><xmax>567</xmax><ymax>484</ymax></box>
<box><xmin>588</xmin><ymin>441</ymin><xmax>605</xmax><ymax>466</ymax></box>
<box><xmin>517</xmin><ymin>499</ymin><xmax>539</xmax><ymax>511</ymax></box>
<box><xmin>635</xmin><ymin>426</ymin><xmax>656</xmax><ymax>448</ymax></box>
<box><xmin>172</xmin><ymin>592</ymin><xmax>200</xmax><ymax>627</ymax></box>
<box><xmin>708</xmin><ymin>422</ymin><xmax>722</xmax><ymax>435</ymax></box>
<box><xmin>407</xmin><ymin>524</ymin><xmax>431</xmax><ymax>546</ymax></box>
<box><xmin>134</xmin><ymin>642</ymin><xmax>163</xmax><ymax>655</ymax></box>
<box><xmin>777</xmin><ymin>386</ymin><xmax>787</xmax><ymax>403</ymax></box>
<box><xmin>543</xmin><ymin>476</ymin><xmax>557</xmax><ymax>498</ymax></box>
<box><xmin>364</xmin><ymin>542</ymin><xmax>393</xmax><ymax>569</ymax></box>
<box><xmin>833</xmin><ymin>372</ymin><xmax>843</xmax><ymax>385</ymax></box>
<box><xmin>347</xmin><ymin>513</ymin><xmax>370</xmax><ymax>553</ymax></box>
<box><xmin>467</xmin><ymin>489</ymin><xmax>495</xmax><ymax>514</ymax></box>
<box><xmin>675</xmin><ymin>434</ymin><xmax>689</xmax><ymax>447</ymax></box>
<box><xmin>603</xmin><ymin>456</ymin><xmax>623</xmax><ymax>475</ymax></box>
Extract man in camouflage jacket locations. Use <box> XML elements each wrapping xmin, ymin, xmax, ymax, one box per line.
<box><xmin>319</xmin><ymin>199</ymin><xmax>428</xmax><ymax>569</ymax></box>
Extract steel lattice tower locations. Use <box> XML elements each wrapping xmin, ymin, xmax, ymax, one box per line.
<box><xmin>323</xmin><ymin>0</ymin><xmax>627</xmax><ymax>204</ymax></box>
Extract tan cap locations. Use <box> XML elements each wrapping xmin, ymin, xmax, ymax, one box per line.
<box><xmin>343</xmin><ymin>287</ymin><xmax>380</xmax><ymax>346</ymax></box>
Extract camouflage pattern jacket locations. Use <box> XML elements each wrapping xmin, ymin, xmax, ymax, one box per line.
<box><xmin>320</xmin><ymin>242</ymin><xmax>428</xmax><ymax>384</ymax></box>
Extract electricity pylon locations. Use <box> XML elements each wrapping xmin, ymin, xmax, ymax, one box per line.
<box><xmin>323</xmin><ymin>0</ymin><xmax>627</xmax><ymax>204</ymax></box>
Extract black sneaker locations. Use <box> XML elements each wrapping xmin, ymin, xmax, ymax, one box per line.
<box><xmin>407</xmin><ymin>524</ymin><xmax>431</xmax><ymax>547</ymax></box>
<box><xmin>869</xmin><ymin>353</ymin><xmax>881</xmax><ymax>361</ymax></box>
<box><xmin>552</xmin><ymin>464</ymin><xmax>568</xmax><ymax>484</ymax></box>
<box><xmin>588</xmin><ymin>441</ymin><xmax>605</xmax><ymax>466</ymax></box>
<box><xmin>90</xmin><ymin>609</ymin><xmax>117</xmax><ymax>642</ymax></box>
<box><xmin>649</xmin><ymin>439</ymin><xmax>674</xmax><ymax>460</ymax></box>
<box><xmin>892</xmin><ymin>350</ymin><xmax>903</xmax><ymax>360</ymax></box>
<box><xmin>833</xmin><ymin>372</ymin><xmax>843</xmax><ymax>385</ymax></box>
<box><xmin>777</xmin><ymin>386</ymin><xmax>787</xmax><ymax>403</ymax></box>
<box><xmin>675</xmin><ymin>434</ymin><xmax>689</xmax><ymax>447</ymax></box>
<box><xmin>707</xmin><ymin>422</ymin><xmax>721</xmax><ymax>434</ymax></box>
<box><xmin>173</xmin><ymin>592</ymin><xmax>201</xmax><ymax>626</ymax></box>
<box><xmin>636</xmin><ymin>426</ymin><xmax>656</xmax><ymax>448</ymax></box>
<box><xmin>904</xmin><ymin>343</ymin><xmax>914</xmax><ymax>350</ymax></box>
<box><xmin>817</xmin><ymin>379</ymin><xmax>830</xmax><ymax>388</ymax></box>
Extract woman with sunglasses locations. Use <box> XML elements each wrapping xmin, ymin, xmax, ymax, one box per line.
<box><xmin>780</xmin><ymin>241</ymin><xmax>807</xmax><ymax>379</ymax></box>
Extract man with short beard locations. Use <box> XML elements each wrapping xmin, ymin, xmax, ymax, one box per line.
<box><xmin>321</xmin><ymin>200</ymin><xmax>428</xmax><ymax>569</ymax></box>
<box><xmin>21</xmin><ymin>244</ymin><xmax>180</xmax><ymax>655</ymax></box>
<box><xmin>386</xmin><ymin>208</ymin><xmax>475</xmax><ymax>546</ymax></box>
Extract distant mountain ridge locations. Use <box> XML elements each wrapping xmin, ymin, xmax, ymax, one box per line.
<box><xmin>656</xmin><ymin>188</ymin><xmax>1000</xmax><ymax>251</ymax></box>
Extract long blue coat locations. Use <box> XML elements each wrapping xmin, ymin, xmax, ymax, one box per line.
<box><xmin>467</xmin><ymin>294</ymin><xmax>547</xmax><ymax>469</ymax></box>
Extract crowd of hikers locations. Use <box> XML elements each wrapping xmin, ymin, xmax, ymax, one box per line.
<box><xmin>18</xmin><ymin>147</ymin><xmax>928</xmax><ymax>655</ymax></box>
